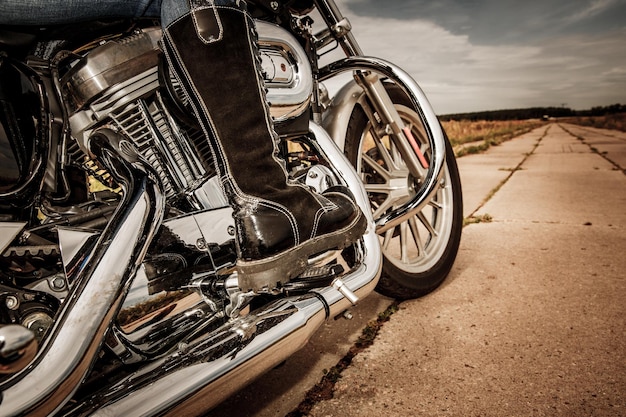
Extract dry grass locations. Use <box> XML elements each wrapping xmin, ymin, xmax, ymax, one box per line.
<box><xmin>559</xmin><ymin>112</ymin><xmax>626</xmax><ymax>132</ymax></box>
<box><xmin>442</xmin><ymin>119</ymin><xmax>544</xmax><ymax>157</ymax></box>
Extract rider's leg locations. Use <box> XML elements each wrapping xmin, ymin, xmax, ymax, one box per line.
<box><xmin>0</xmin><ymin>0</ymin><xmax>161</xmax><ymax>25</ymax></box>
<box><xmin>161</xmin><ymin>1</ymin><xmax>366</xmax><ymax>291</ymax></box>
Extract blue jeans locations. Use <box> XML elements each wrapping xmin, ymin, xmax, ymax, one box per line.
<box><xmin>0</xmin><ymin>0</ymin><xmax>237</xmax><ymax>28</ymax></box>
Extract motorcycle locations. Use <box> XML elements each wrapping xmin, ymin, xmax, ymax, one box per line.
<box><xmin>0</xmin><ymin>0</ymin><xmax>462</xmax><ymax>415</ymax></box>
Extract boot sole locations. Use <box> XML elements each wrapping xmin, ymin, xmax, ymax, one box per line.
<box><xmin>236</xmin><ymin>211</ymin><xmax>368</xmax><ymax>293</ymax></box>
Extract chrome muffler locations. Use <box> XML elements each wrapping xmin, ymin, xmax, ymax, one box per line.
<box><xmin>0</xmin><ymin>129</ymin><xmax>165</xmax><ymax>416</ymax></box>
<box><xmin>62</xmin><ymin>123</ymin><xmax>382</xmax><ymax>416</ymax></box>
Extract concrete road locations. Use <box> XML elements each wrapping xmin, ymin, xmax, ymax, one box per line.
<box><xmin>210</xmin><ymin>123</ymin><xmax>626</xmax><ymax>416</ymax></box>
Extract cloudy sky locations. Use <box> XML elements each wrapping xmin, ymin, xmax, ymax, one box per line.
<box><xmin>326</xmin><ymin>0</ymin><xmax>626</xmax><ymax>115</ymax></box>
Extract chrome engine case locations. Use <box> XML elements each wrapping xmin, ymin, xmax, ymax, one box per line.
<box><xmin>66</xmin><ymin>21</ymin><xmax>312</xmax><ymax>127</ymax></box>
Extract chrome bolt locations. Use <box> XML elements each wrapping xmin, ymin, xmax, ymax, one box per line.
<box><xmin>51</xmin><ymin>277</ymin><xmax>66</xmax><ymax>291</ymax></box>
<box><xmin>196</xmin><ymin>238</ymin><xmax>207</xmax><ymax>250</ymax></box>
<box><xmin>308</xmin><ymin>171</ymin><xmax>319</xmax><ymax>179</ymax></box>
<box><xmin>270</xmin><ymin>1</ymin><xmax>279</xmax><ymax>10</ymax></box>
<box><xmin>227</xmin><ymin>225</ymin><xmax>236</xmax><ymax>236</ymax></box>
<box><xmin>6</xmin><ymin>296</ymin><xmax>19</xmax><ymax>310</ymax></box>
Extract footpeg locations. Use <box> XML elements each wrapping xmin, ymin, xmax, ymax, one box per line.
<box><xmin>284</xmin><ymin>264</ymin><xmax>344</xmax><ymax>293</ymax></box>
<box><xmin>299</xmin><ymin>264</ymin><xmax>344</xmax><ymax>280</ymax></box>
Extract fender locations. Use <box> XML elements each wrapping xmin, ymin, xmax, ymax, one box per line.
<box><xmin>321</xmin><ymin>78</ymin><xmax>365</xmax><ymax>152</ymax></box>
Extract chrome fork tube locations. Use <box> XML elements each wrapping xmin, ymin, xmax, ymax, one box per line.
<box><xmin>0</xmin><ymin>129</ymin><xmax>165</xmax><ymax>416</ymax></box>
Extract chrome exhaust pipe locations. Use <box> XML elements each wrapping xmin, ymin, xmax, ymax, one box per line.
<box><xmin>70</xmin><ymin>272</ymin><xmax>378</xmax><ymax>416</ymax></box>
<box><xmin>0</xmin><ymin>129</ymin><xmax>165</xmax><ymax>416</ymax></box>
<box><xmin>63</xmin><ymin>124</ymin><xmax>382</xmax><ymax>416</ymax></box>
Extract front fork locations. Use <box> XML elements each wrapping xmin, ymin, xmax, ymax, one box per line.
<box><xmin>310</xmin><ymin>0</ymin><xmax>447</xmax><ymax>233</ymax></box>
<box><xmin>310</xmin><ymin>0</ymin><xmax>426</xmax><ymax>180</ymax></box>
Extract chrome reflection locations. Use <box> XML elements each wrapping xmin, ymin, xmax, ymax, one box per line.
<box><xmin>111</xmin><ymin>207</ymin><xmax>237</xmax><ymax>363</ymax></box>
<box><xmin>64</xmin><ymin>122</ymin><xmax>382</xmax><ymax>417</ymax></box>
<box><xmin>256</xmin><ymin>21</ymin><xmax>313</xmax><ymax>121</ymax></box>
<box><xmin>0</xmin><ymin>128</ymin><xmax>165</xmax><ymax>416</ymax></box>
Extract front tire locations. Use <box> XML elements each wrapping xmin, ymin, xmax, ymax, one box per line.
<box><xmin>345</xmin><ymin>85</ymin><xmax>463</xmax><ymax>300</ymax></box>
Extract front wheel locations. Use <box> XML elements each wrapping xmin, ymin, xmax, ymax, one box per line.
<box><xmin>345</xmin><ymin>84</ymin><xmax>463</xmax><ymax>300</ymax></box>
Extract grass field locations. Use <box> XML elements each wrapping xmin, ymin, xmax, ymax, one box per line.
<box><xmin>442</xmin><ymin>112</ymin><xmax>626</xmax><ymax>157</ymax></box>
<box><xmin>442</xmin><ymin>119</ymin><xmax>544</xmax><ymax>157</ymax></box>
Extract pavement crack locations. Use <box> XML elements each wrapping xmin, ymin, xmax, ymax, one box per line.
<box><xmin>559</xmin><ymin>124</ymin><xmax>626</xmax><ymax>175</ymax></box>
<box><xmin>463</xmin><ymin>213</ymin><xmax>493</xmax><ymax>226</ymax></box>
<box><xmin>466</xmin><ymin>125</ymin><xmax>549</xmax><ymax>221</ymax></box>
<box><xmin>285</xmin><ymin>302</ymin><xmax>400</xmax><ymax>417</ymax></box>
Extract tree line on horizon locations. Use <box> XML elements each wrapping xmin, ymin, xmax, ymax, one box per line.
<box><xmin>439</xmin><ymin>103</ymin><xmax>626</xmax><ymax>121</ymax></box>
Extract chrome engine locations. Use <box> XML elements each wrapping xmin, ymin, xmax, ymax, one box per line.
<box><xmin>67</xmin><ymin>22</ymin><xmax>313</xmax><ymax>209</ymax></box>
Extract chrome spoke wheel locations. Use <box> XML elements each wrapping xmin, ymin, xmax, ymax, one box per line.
<box><xmin>356</xmin><ymin>105</ymin><xmax>455</xmax><ymax>273</ymax></box>
<box><xmin>345</xmin><ymin>84</ymin><xmax>462</xmax><ymax>299</ymax></box>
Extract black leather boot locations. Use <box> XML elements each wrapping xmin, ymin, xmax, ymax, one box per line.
<box><xmin>162</xmin><ymin>4</ymin><xmax>366</xmax><ymax>292</ymax></box>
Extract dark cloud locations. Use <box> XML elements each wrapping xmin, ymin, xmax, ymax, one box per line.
<box><xmin>339</xmin><ymin>0</ymin><xmax>626</xmax><ymax>45</ymax></box>
<box><xmin>330</xmin><ymin>0</ymin><xmax>626</xmax><ymax>113</ymax></box>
